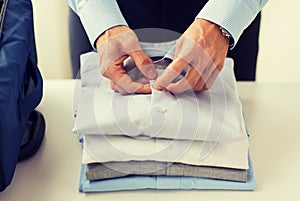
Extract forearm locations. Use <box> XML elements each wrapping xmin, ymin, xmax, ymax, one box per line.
<box><xmin>65</xmin><ymin>0</ymin><xmax>127</xmax><ymax>47</ymax></box>
<box><xmin>196</xmin><ymin>0</ymin><xmax>268</xmax><ymax>48</ymax></box>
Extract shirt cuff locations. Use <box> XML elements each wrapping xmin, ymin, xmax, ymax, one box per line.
<box><xmin>77</xmin><ymin>0</ymin><xmax>128</xmax><ymax>47</ymax></box>
<box><xmin>196</xmin><ymin>0</ymin><xmax>266</xmax><ymax>48</ymax></box>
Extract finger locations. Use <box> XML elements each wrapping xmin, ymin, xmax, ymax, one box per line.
<box><xmin>187</xmin><ymin>58</ymin><xmax>218</xmax><ymax>92</ymax></box>
<box><xmin>154</xmin><ymin>57</ymin><xmax>188</xmax><ymax>91</ymax></box>
<box><xmin>110</xmin><ymin>80</ymin><xmax>127</xmax><ymax>95</ymax></box>
<box><xmin>135</xmin><ymin>84</ymin><xmax>152</xmax><ymax>94</ymax></box>
<box><xmin>204</xmin><ymin>67</ymin><xmax>221</xmax><ymax>90</ymax></box>
<box><xmin>117</xmin><ymin>75</ymin><xmax>146</xmax><ymax>94</ymax></box>
<box><xmin>166</xmin><ymin>67</ymin><xmax>203</xmax><ymax>94</ymax></box>
<box><xmin>193</xmin><ymin>76</ymin><xmax>207</xmax><ymax>91</ymax></box>
<box><xmin>102</xmin><ymin>55</ymin><xmax>128</xmax><ymax>77</ymax></box>
<box><xmin>188</xmin><ymin>62</ymin><xmax>213</xmax><ymax>91</ymax></box>
<box><xmin>129</xmin><ymin>50</ymin><xmax>157</xmax><ymax>80</ymax></box>
<box><xmin>136</xmin><ymin>77</ymin><xmax>150</xmax><ymax>84</ymax></box>
<box><xmin>112</xmin><ymin>80</ymin><xmax>151</xmax><ymax>94</ymax></box>
<box><xmin>193</xmin><ymin>62</ymin><xmax>223</xmax><ymax>91</ymax></box>
<box><xmin>116</xmin><ymin>86</ymin><xmax>129</xmax><ymax>95</ymax></box>
<box><xmin>193</xmin><ymin>61</ymin><xmax>223</xmax><ymax>91</ymax></box>
<box><xmin>110</xmin><ymin>80</ymin><xmax>116</xmax><ymax>90</ymax></box>
<box><xmin>98</xmin><ymin>42</ymin><xmax>127</xmax><ymax>73</ymax></box>
<box><xmin>103</xmin><ymin>56</ymin><xmax>145</xmax><ymax>94</ymax></box>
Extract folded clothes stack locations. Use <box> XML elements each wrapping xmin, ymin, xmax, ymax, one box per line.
<box><xmin>73</xmin><ymin>42</ymin><xmax>255</xmax><ymax>192</ymax></box>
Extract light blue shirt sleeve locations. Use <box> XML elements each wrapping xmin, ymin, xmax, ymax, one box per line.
<box><xmin>65</xmin><ymin>0</ymin><xmax>128</xmax><ymax>47</ymax></box>
<box><xmin>196</xmin><ymin>0</ymin><xmax>268</xmax><ymax>48</ymax></box>
<box><xmin>66</xmin><ymin>0</ymin><xmax>268</xmax><ymax>48</ymax></box>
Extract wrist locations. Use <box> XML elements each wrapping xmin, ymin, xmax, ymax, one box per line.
<box><xmin>195</xmin><ymin>18</ymin><xmax>231</xmax><ymax>48</ymax></box>
<box><xmin>191</xmin><ymin>19</ymin><xmax>229</xmax><ymax>47</ymax></box>
<box><xmin>219</xmin><ymin>26</ymin><xmax>233</xmax><ymax>48</ymax></box>
<box><xmin>96</xmin><ymin>25</ymin><xmax>129</xmax><ymax>48</ymax></box>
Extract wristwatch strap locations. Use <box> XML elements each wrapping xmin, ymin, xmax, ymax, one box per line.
<box><xmin>219</xmin><ymin>26</ymin><xmax>233</xmax><ymax>48</ymax></box>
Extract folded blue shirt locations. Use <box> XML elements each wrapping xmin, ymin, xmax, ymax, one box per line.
<box><xmin>79</xmin><ymin>153</ymin><xmax>255</xmax><ymax>192</ymax></box>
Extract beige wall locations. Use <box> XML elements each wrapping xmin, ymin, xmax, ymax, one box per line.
<box><xmin>257</xmin><ymin>0</ymin><xmax>300</xmax><ymax>82</ymax></box>
<box><xmin>32</xmin><ymin>0</ymin><xmax>72</xmax><ymax>79</ymax></box>
<box><xmin>32</xmin><ymin>0</ymin><xmax>300</xmax><ymax>82</ymax></box>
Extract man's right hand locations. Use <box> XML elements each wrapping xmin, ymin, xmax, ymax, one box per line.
<box><xmin>96</xmin><ymin>26</ymin><xmax>157</xmax><ymax>95</ymax></box>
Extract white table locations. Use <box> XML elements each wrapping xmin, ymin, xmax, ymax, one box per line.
<box><xmin>1</xmin><ymin>80</ymin><xmax>299</xmax><ymax>201</ymax></box>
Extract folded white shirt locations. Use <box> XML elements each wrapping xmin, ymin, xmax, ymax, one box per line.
<box><xmin>74</xmin><ymin>41</ymin><xmax>247</xmax><ymax>142</ymax></box>
<box><xmin>82</xmin><ymin>130</ymin><xmax>249</xmax><ymax>169</ymax></box>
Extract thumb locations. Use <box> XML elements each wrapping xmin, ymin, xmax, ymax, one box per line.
<box><xmin>129</xmin><ymin>50</ymin><xmax>157</xmax><ymax>80</ymax></box>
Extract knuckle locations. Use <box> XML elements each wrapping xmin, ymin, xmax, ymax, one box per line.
<box><xmin>167</xmin><ymin>86</ymin><xmax>179</xmax><ymax>94</ymax></box>
<box><xmin>194</xmin><ymin>85</ymin><xmax>205</xmax><ymax>91</ymax></box>
<box><xmin>187</xmin><ymin>78</ymin><xmax>198</xmax><ymax>88</ymax></box>
<box><xmin>154</xmin><ymin>80</ymin><xmax>167</xmax><ymax>89</ymax></box>
<box><xmin>102</xmin><ymin>68</ymin><xmax>113</xmax><ymax>79</ymax></box>
<box><xmin>202</xmin><ymin>84</ymin><xmax>210</xmax><ymax>90</ymax></box>
<box><xmin>102</xmin><ymin>68</ymin><xmax>110</xmax><ymax>78</ymax></box>
<box><xmin>137</xmin><ymin>55</ymin><xmax>152</xmax><ymax>66</ymax></box>
<box><xmin>217</xmin><ymin>64</ymin><xmax>224</xmax><ymax>71</ymax></box>
<box><xmin>110</xmin><ymin>81</ymin><xmax>116</xmax><ymax>90</ymax></box>
<box><xmin>119</xmin><ymin>90</ymin><xmax>127</xmax><ymax>95</ymax></box>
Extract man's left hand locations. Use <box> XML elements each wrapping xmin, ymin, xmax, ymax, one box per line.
<box><xmin>154</xmin><ymin>18</ymin><xmax>229</xmax><ymax>94</ymax></box>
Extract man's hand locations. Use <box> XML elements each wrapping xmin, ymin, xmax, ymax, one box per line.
<box><xmin>96</xmin><ymin>26</ymin><xmax>157</xmax><ymax>95</ymax></box>
<box><xmin>154</xmin><ymin>19</ymin><xmax>229</xmax><ymax>94</ymax></box>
